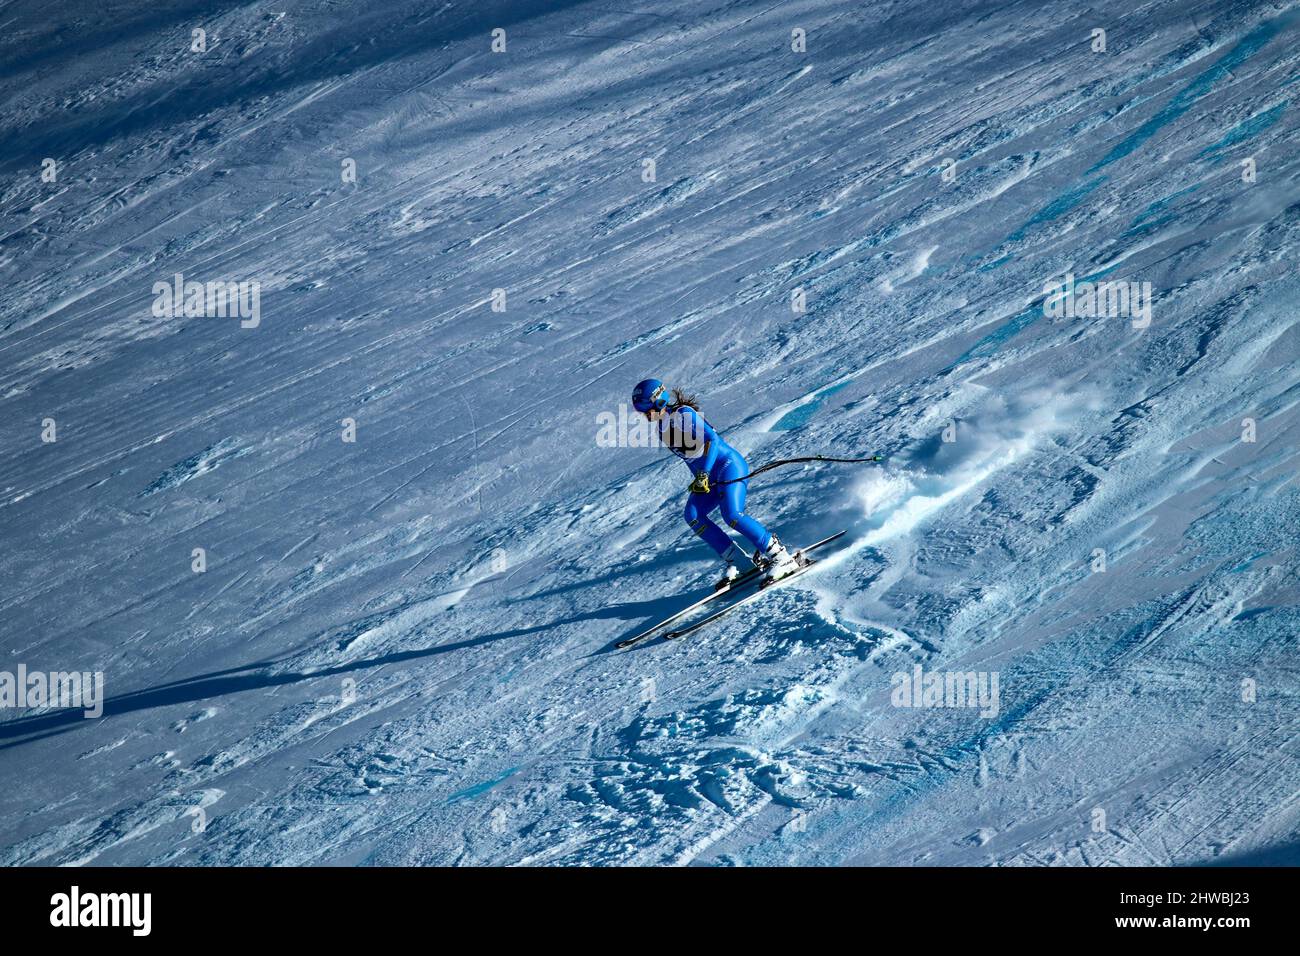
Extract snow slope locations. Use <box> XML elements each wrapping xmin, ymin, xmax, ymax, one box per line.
<box><xmin>0</xmin><ymin>0</ymin><xmax>1297</xmax><ymax>866</ymax></box>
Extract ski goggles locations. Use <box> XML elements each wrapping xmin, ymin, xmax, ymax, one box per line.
<box><xmin>632</xmin><ymin>383</ymin><xmax>666</xmax><ymax>413</ymax></box>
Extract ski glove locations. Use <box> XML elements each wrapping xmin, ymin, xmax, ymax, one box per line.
<box><xmin>689</xmin><ymin>472</ymin><xmax>710</xmax><ymax>495</ymax></box>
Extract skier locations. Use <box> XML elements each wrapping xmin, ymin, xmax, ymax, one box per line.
<box><xmin>631</xmin><ymin>378</ymin><xmax>798</xmax><ymax>588</ymax></box>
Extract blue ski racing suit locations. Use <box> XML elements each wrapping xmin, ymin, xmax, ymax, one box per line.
<box><xmin>658</xmin><ymin>404</ymin><xmax>774</xmax><ymax>558</ymax></box>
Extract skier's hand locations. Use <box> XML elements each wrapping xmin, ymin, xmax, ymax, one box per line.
<box><xmin>689</xmin><ymin>472</ymin><xmax>710</xmax><ymax>495</ymax></box>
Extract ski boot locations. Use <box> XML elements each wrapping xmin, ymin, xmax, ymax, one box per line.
<box><xmin>715</xmin><ymin>543</ymin><xmax>755</xmax><ymax>590</ymax></box>
<box><xmin>755</xmin><ymin>534</ymin><xmax>799</xmax><ymax>586</ymax></box>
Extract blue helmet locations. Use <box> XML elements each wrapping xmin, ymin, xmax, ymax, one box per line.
<box><xmin>632</xmin><ymin>378</ymin><xmax>669</xmax><ymax>413</ymax></box>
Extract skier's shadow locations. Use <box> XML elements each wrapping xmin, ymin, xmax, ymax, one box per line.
<box><xmin>505</xmin><ymin>548</ymin><xmax>720</xmax><ymax>651</ymax></box>
<box><xmin>0</xmin><ymin>628</ymin><xmax>520</xmax><ymax>751</ymax></box>
<box><xmin>477</xmin><ymin>592</ymin><xmax>698</xmax><ymax>654</ymax></box>
<box><xmin>510</xmin><ymin>546</ymin><xmax>700</xmax><ymax>603</ymax></box>
<box><xmin>594</xmin><ymin>585</ymin><xmax>755</xmax><ymax>655</ymax></box>
<box><xmin>592</xmin><ymin>594</ymin><xmax>717</xmax><ymax>654</ymax></box>
<box><xmin>0</xmin><ymin>592</ymin><xmax>695</xmax><ymax>749</ymax></box>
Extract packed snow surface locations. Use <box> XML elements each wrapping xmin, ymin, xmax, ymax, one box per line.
<box><xmin>1</xmin><ymin>0</ymin><xmax>1297</xmax><ymax>865</ymax></box>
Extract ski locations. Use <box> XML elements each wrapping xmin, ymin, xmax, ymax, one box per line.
<box><xmin>614</xmin><ymin>565</ymin><xmax>767</xmax><ymax>649</ymax></box>
<box><xmin>616</xmin><ymin>531</ymin><xmax>846</xmax><ymax>649</ymax></box>
<box><xmin>663</xmin><ymin>555</ymin><xmax>822</xmax><ymax>640</ymax></box>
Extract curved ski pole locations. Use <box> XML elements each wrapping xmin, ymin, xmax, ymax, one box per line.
<box><xmin>713</xmin><ymin>454</ymin><xmax>884</xmax><ymax>487</ymax></box>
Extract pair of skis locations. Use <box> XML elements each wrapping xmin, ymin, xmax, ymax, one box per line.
<box><xmin>615</xmin><ymin>531</ymin><xmax>846</xmax><ymax>649</ymax></box>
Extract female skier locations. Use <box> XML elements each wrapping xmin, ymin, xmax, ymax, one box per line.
<box><xmin>631</xmin><ymin>378</ymin><xmax>798</xmax><ymax>588</ymax></box>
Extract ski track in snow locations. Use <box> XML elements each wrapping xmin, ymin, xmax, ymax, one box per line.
<box><xmin>0</xmin><ymin>0</ymin><xmax>1297</xmax><ymax>866</ymax></box>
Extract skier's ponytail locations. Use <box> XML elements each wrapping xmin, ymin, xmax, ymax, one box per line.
<box><xmin>670</xmin><ymin>387</ymin><xmax>700</xmax><ymax>411</ymax></box>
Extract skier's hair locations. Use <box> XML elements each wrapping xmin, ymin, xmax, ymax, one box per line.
<box><xmin>670</xmin><ymin>387</ymin><xmax>700</xmax><ymax>411</ymax></box>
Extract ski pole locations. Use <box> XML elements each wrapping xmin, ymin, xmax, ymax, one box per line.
<box><xmin>713</xmin><ymin>454</ymin><xmax>884</xmax><ymax>486</ymax></box>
